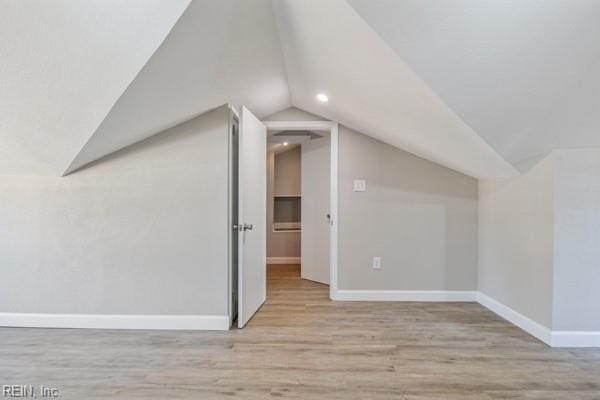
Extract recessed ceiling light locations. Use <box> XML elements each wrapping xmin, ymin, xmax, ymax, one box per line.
<box><xmin>283</xmin><ymin>142</ymin><xmax>289</xmax><ymax>146</ymax></box>
<box><xmin>316</xmin><ymin>93</ymin><xmax>329</xmax><ymax>103</ymax></box>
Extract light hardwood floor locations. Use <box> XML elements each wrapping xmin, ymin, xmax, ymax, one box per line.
<box><xmin>1</xmin><ymin>264</ymin><xmax>600</xmax><ymax>399</ymax></box>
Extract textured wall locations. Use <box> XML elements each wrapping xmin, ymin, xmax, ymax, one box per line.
<box><xmin>553</xmin><ymin>149</ymin><xmax>600</xmax><ymax>331</ymax></box>
<box><xmin>478</xmin><ymin>155</ymin><xmax>555</xmax><ymax>329</ymax></box>
<box><xmin>338</xmin><ymin>127</ymin><xmax>478</xmax><ymax>291</ymax></box>
<box><xmin>0</xmin><ymin>106</ymin><xmax>230</xmax><ymax>316</ymax></box>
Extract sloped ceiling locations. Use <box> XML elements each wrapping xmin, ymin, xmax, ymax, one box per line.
<box><xmin>68</xmin><ymin>0</ymin><xmax>516</xmax><ymax>178</ymax></box>
<box><xmin>272</xmin><ymin>0</ymin><xmax>516</xmax><ymax>178</ymax></box>
<box><xmin>8</xmin><ymin>0</ymin><xmax>598</xmax><ymax>178</ymax></box>
<box><xmin>348</xmin><ymin>0</ymin><xmax>600</xmax><ymax>170</ymax></box>
<box><xmin>64</xmin><ymin>0</ymin><xmax>290</xmax><ymax>174</ymax></box>
<box><xmin>0</xmin><ymin>0</ymin><xmax>191</xmax><ymax>175</ymax></box>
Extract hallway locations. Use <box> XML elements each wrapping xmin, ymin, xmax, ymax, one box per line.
<box><xmin>1</xmin><ymin>265</ymin><xmax>599</xmax><ymax>399</ymax></box>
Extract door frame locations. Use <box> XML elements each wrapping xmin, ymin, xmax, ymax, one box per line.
<box><xmin>227</xmin><ymin>104</ymin><xmax>240</xmax><ymax>326</ymax></box>
<box><xmin>262</xmin><ymin>120</ymin><xmax>339</xmax><ymax>299</ymax></box>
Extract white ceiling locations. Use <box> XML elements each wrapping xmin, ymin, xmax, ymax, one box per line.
<box><xmin>273</xmin><ymin>0</ymin><xmax>516</xmax><ymax>178</ymax></box>
<box><xmin>348</xmin><ymin>0</ymin><xmax>600</xmax><ymax>170</ymax></box>
<box><xmin>0</xmin><ymin>0</ymin><xmax>190</xmax><ymax>175</ymax></box>
<box><xmin>65</xmin><ymin>0</ymin><xmax>290</xmax><ymax>174</ymax></box>
<box><xmin>6</xmin><ymin>0</ymin><xmax>598</xmax><ymax>178</ymax></box>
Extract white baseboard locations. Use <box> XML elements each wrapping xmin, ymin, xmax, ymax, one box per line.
<box><xmin>333</xmin><ymin>290</ymin><xmax>599</xmax><ymax>348</ymax></box>
<box><xmin>333</xmin><ymin>290</ymin><xmax>477</xmax><ymax>302</ymax></box>
<box><xmin>267</xmin><ymin>257</ymin><xmax>300</xmax><ymax>265</ymax></box>
<box><xmin>0</xmin><ymin>313</ymin><xmax>230</xmax><ymax>331</ymax></box>
<box><xmin>551</xmin><ymin>331</ymin><xmax>600</xmax><ymax>347</ymax></box>
<box><xmin>476</xmin><ymin>292</ymin><xmax>553</xmax><ymax>345</ymax></box>
<box><xmin>3</xmin><ymin>300</ymin><xmax>598</xmax><ymax>347</ymax></box>
<box><xmin>477</xmin><ymin>292</ymin><xmax>600</xmax><ymax>348</ymax></box>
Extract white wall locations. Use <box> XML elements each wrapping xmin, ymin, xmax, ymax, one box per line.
<box><xmin>478</xmin><ymin>155</ymin><xmax>555</xmax><ymax>329</ymax></box>
<box><xmin>338</xmin><ymin>127</ymin><xmax>478</xmax><ymax>291</ymax></box>
<box><xmin>0</xmin><ymin>107</ymin><xmax>230</xmax><ymax>317</ymax></box>
<box><xmin>274</xmin><ymin>147</ymin><xmax>301</xmax><ymax>196</ymax></box>
<box><xmin>4</xmin><ymin>99</ymin><xmax>596</xmax><ymax>339</ymax></box>
<box><xmin>553</xmin><ymin>149</ymin><xmax>600</xmax><ymax>331</ymax></box>
<box><xmin>479</xmin><ymin>148</ymin><xmax>600</xmax><ymax>335</ymax></box>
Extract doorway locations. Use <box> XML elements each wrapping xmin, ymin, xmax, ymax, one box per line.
<box><xmin>263</xmin><ymin>120</ymin><xmax>339</xmax><ymax>299</ymax></box>
<box><xmin>266</xmin><ymin>129</ymin><xmax>331</xmax><ymax>285</ymax></box>
<box><xmin>229</xmin><ymin>107</ymin><xmax>338</xmax><ymax>330</ymax></box>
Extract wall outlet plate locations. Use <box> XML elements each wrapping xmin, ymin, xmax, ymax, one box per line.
<box><xmin>372</xmin><ymin>256</ymin><xmax>381</xmax><ymax>269</ymax></box>
<box><xmin>353</xmin><ymin>179</ymin><xmax>367</xmax><ymax>192</ymax></box>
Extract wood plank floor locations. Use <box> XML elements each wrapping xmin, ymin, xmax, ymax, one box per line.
<box><xmin>1</xmin><ymin>264</ymin><xmax>600</xmax><ymax>399</ymax></box>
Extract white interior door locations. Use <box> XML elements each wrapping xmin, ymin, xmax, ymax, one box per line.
<box><xmin>238</xmin><ymin>106</ymin><xmax>266</xmax><ymax>328</ymax></box>
<box><xmin>301</xmin><ymin>134</ymin><xmax>330</xmax><ymax>284</ymax></box>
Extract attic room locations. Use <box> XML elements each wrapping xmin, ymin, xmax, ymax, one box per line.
<box><xmin>1</xmin><ymin>0</ymin><xmax>600</xmax><ymax>399</ymax></box>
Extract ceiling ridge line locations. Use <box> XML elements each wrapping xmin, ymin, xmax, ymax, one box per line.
<box><xmin>61</xmin><ymin>1</ymin><xmax>193</xmax><ymax>176</ymax></box>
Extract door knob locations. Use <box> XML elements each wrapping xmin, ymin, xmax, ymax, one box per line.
<box><xmin>233</xmin><ymin>224</ymin><xmax>253</xmax><ymax>231</ymax></box>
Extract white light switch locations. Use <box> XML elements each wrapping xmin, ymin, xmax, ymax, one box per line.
<box><xmin>353</xmin><ymin>179</ymin><xmax>366</xmax><ymax>192</ymax></box>
<box><xmin>372</xmin><ymin>256</ymin><xmax>381</xmax><ymax>269</ymax></box>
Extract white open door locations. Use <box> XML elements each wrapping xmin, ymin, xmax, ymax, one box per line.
<box><xmin>238</xmin><ymin>106</ymin><xmax>267</xmax><ymax>328</ymax></box>
<box><xmin>301</xmin><ymin>134</ymin><xmax>331</xmax><ymax>284</ymax></box>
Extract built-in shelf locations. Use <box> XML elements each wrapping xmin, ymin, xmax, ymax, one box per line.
<box><xmin>273</xmin><ymin>195</ymin><xmax>301</xmax><ymax>231</ymax></box>
<box><xmin>273</xmin><ymin>222</ymin><xmax>301</xmax><ymax>232</ymax></box>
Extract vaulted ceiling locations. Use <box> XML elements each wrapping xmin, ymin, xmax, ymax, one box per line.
<box><xmin>272</xmin><ymin>0</ymin><xmax>515</xmax><ymax>178</ymax></box>
<box><xmin>0</xmin><ymin>0</ymin><xmax>190</xmax><ymax>175</ymax></box>
<box><xmin>65</xmin><ymin>0</ymin><xmax>290</xmax><ymax>174</ymax></box>
<box><xmin>3</xmin><ymin>0</ymin><xmax>599</xmax><ymax>178</ymax></box>
<box><xmin>348</xmin><ymin>0</ymin><xmax>600</xmax><ymax>171</ymax></box>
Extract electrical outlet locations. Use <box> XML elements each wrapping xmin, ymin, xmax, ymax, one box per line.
<box><xmin>372</xmin><ymin>256</ymin><xmax>381</xmax><ymax>269</ymax></box>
